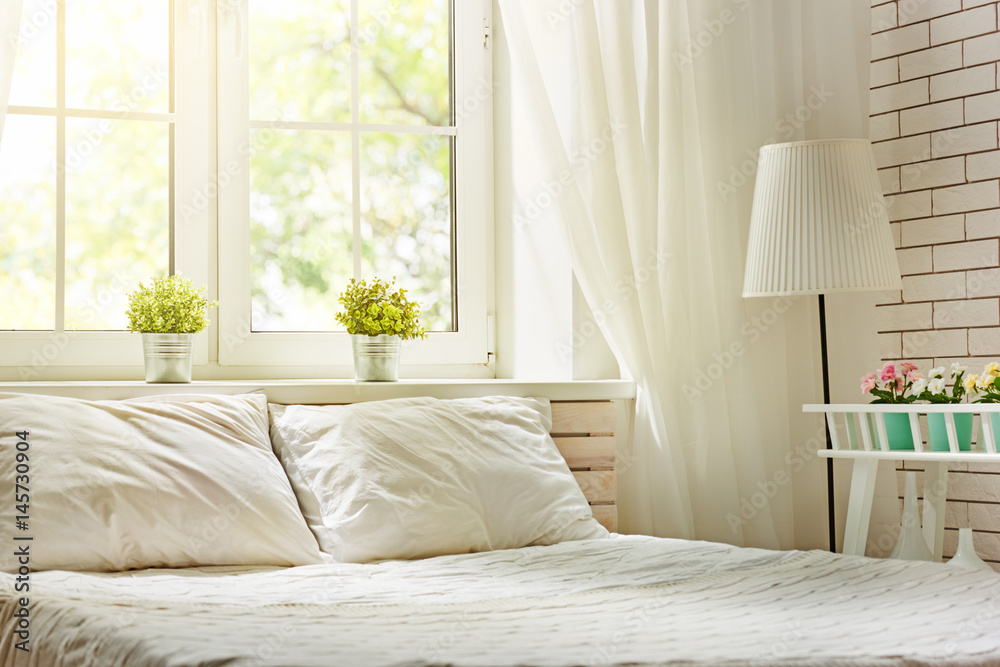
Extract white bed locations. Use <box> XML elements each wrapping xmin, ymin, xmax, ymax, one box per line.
<box><xmin>2</xmin><ymin>391</ymin><xmax>1000</xmax><ymax>666</ymax></box>
<box><xmin>3</xmin><ymin>535</ymin><xmax>1000</xmax><ymax>666</ymax></box>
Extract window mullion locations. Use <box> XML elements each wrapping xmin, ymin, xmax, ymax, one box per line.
<box><xmin>351</xmin><ymin>0</ymin><xmax>361</xmax><ymax>280</ymax></box>
<box><xmin>54</xmin><ymin>0</ymin><xmax>66</xmax><ymax>333</ymax></box>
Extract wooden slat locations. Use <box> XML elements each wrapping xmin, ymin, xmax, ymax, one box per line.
<box><xmin>573</xmin><ymin>470</ymin><xmax>616</xmax><ymax>504</ymax></box>
<box><xmin>554</xmin><ymin>436</ymin><xmax>615</xmax><ymax>470</ymax></box>
<box><xmin>551</xmin><ymin>401</ymin><xmax>616</xmax><ymax>435</ymax></box>
<box><xmin>590</xmin><ymin>504</ymin><xmax>617</xmax><ymax>533</ymax></box>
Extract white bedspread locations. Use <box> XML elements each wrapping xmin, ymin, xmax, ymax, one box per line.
<box><xmin>2</xmin><ymin>535</ymin><xmax>1000</xmax><ymax>666</ymax></box>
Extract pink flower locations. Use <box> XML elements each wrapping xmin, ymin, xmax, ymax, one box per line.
<box><xmin>895</xmin><ymin>376</ymin><xmax>905</xmax><ymax>393</ymax></box>
<box><xmin>879</xmin><ymin>362</ymin><xmax>897</xmax><ymax>383</ymax></box>
<box><xmin>861</xmin><ymin>373</ymin><xmax>877</xmax><ymax>394</ymax></box>
<box><xmin>908</xmin><ymin>372</ymin><xmax>924</xmax><ymax>382</ymax></box>
<box><xmin>901</xmin><ymin>362</ymin><xmax>918</xmax><ymax>376</ymax></box>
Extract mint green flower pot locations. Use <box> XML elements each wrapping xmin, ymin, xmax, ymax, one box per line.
<box><xmin>867</xmin><ymin>413</ymin><xmax>915</xmax><ymax>450</ymax></box>
<box><xmin>928</xmin><ymin>413</ymin><xmax>972</xmax><ymax>451</ymax></box>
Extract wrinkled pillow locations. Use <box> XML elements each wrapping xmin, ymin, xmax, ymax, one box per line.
<box><xmin>269</xmin><ymin>396</ymin><xmax>609</xmax><ymax>563</ymax></box>
<box><xmin>0</xmin><ymin>392</ymin><xmax>324</xmax><ymax>572</ymax></box>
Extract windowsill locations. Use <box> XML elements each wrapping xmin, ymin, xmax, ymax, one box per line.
<box><xmin>0</xmin><ymin>378</ymin><xmax>636</xmax><ymax>403</ymax></box>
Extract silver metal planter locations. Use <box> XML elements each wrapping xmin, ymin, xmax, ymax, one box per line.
<box><xmin>141</xmin><ymin>333</ymin><xmax>194</xmax><ymax>383</ymax></box>
<box><xmin>350</xmin><ymin>334</ymin><xmax>401</xmax><ymax>382</ymax></box>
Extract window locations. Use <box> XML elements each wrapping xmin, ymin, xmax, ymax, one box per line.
<box><xmin>0</xmin><ymin>0</ymin><xmax>491</xmax><ymax>377</ymax></box>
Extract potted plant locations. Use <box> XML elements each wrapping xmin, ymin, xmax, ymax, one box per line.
<box><xmin>335</xmin><ymin>277</ymin><xmax>426</xmax><ymax>382</ymax></box>
<box><xmin>126</xmin><ymin>275</ymin><xmax>217</xmax><ymax>383</ymax></box>
<box><xmin>969</xmin><ymin>362</ymin><xmax>1000</xmax><ymax>443</ymax></box>
<box><xmin>860</xmin><ymin>362</ymin><xmax>924</xmax><ymax>450</ymax></box>
<box><xmin>911</xmin><ymin>363</ymin><xmax>972</xmax><ymax>451</ymax></box>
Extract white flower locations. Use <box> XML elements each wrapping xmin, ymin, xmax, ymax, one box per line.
<box><xmin>911</xmin><ymin>378</ymin><xmax>929</xmax><ymax>395</ymax></box>
<box><xmin>929</xmin><ymin>366</ymin><xmax>945</xmax><ymax>379</ymax></box>
<box><xmin>951</xmin><ymin>362</ymin><xmax>967</xmax><ymax>377</ymax></box>
<box><xmin>928</xmin><ymin>378</ymin><xmax>947</xmax><ymax>395</ymax></box>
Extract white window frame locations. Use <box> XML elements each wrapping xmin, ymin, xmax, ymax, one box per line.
<box><xmin>215</xmin><ymin>0</ymin><xmax>493</xmax><ymax>370</ymax></box>
<box><xmin>0</xmin><ymin>0</ymin><xmax>211</xmax><ymax>377</ymax></box>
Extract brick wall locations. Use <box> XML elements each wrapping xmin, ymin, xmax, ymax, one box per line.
<box><xmin>871</xmin><ymin>0</ymin><xmax>1000</xmax><ymax>571</ymax></box>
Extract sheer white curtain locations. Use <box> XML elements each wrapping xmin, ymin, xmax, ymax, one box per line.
<box><xmin>1</xmin><ymin>1</ymin><xmax>23</xmax><ymax>143</ymax></box>
<box><xmin>497</xmin><ymin>0</ymin><xmax>871</xmax><ymax>547</ymax></box>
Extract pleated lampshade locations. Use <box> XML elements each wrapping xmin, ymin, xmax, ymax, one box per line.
<box><xmin>742</xmin><ymin>139</ymin><xmax>901</xmax><ymax>297</ymax></box>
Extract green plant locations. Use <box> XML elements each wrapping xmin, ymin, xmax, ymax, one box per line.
<box><xmin>335</xmin><ymin>277</ymin><xmax>427</xmax><ymax>340</ymax></box>
<box><xmin>125</xmin><ymin>275</ymin><xmax>218</xmax><ymax>334</ymax></box>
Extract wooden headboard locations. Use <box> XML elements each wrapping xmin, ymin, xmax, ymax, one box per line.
<box><xmin>550</xmin><ymin>401</ymin><xmax>617</xmax><ymax>533</ymax></box>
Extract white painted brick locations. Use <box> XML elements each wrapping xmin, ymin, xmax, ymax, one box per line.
<box><xmin>876</xmin><ymin>289</ymin><xmax>903</xmax><ymax>305</ymax></box>
<box><xmin>897</xmin><ymin>246</ymin><xmax>934</xmax><ymax>274</ymax></box>
<box><xmin>967</xmin><ymin>149</ymin><xmax>1000</xmax><ymax>180</ymax></box>
<box><xmin>930</xmin><ymin>63</ymin><xmax>996</xmax><ymax>102</ymax></box>
<box><xmin>932</xmin><ymin>122</ymin><xmax>999</xmax><ymax>158</ymax></box>
<box><xmin>933</xmin><ymin>180</ymin><xmax>1000</xmax><ymax>215</ymax></box>
<box><xmin>870</xmin><ymin>58</ymin><xmax>899</xmax><ymax>88</ymax></box>
<box><xmin>878</xmin><ymin>302</ymin><xmax>933</xmax><ymax>330</ymax></box>
<box><xmin>948</xmin><ymin>472</ymin><xmax>1000</xmax><ymax>500</ymax></box>
<box><xmin>967</xmin><ymin>462</ymin><xmax>1000</xmax><ymax>473</ymax></box>
<box><xmin>872</xmin><ymin>79</ymin><xmax>930</xmax><ymax>114</ymax></box>
<box><xmin>900</xmin><ymin>99</ymin><xmax>964</xmax><ymax>135</ymax></box>
<box><xmin>892</xmin><ymin>221</ymin><xmax>902</xmax><ymax>247</ymax></box>
<box><xmin>903</xmin><ymin>328</ymin><xmax>968</xmax><ymax>356</ymax></box>
<box><xmin>969</xmin><ymin>502</ymin><xmax>1000</xmax><ymax>530</ymax></box>
<box><xmin>967</xmin><ymin>267</ymin><xmax>1000</xmax><ymax>297</ymax></box>
<box><xmin>934</xmin><ymin>298</ymin><xmax>1000</xmax><ymax>327</ymax></box>
<box><xmin>879</xmin><ymin>332</ymin><xmax>903</xmax><ymax>357</ymax></box>
<box><xmin>934</xmin><ymin>239</ymin><xmax>1000</xmax><ymax>270</ymax></box>
<box><xmin>970</xmin><ymin>327</ymin><xmax>1000</xmax><ymax>354</ymax></box>
<box><xmin>902</xmin><ymin>272</ymin><xmax>967</xmax><ymax>301</ymax></box>
<box><xmin>899</xmin><ymin>156</ymin><xmax>965</xmax><ymax>190</ymax></box>
<box><xmin>899</xmin><ymin>42</ymin><xmax>963</xmax><ymax>80</ymax></box>
<box><xmin>879</xmin><ymin>166</ymin><xmax>902</xmax><ymax>194</ymax></box>
<box><xmin>934</xmin><ymin>183</ymin><xmax>999</xmax><ymax>218</ymax></box>
<box><xmin>900</xmin><ymin>214</ymin><xmax>966</xmax><ymax>246</ymax></box>
<box><xmin>931</xmin><ymin>4</ymin><xmax>997</xmax><ymax>44</ymax></box>
<box><xmin>871</xmin><ymin>112</ymin><xmax>900</xmax><ymax>142</ymax></box>
<box><xmin>873</xmin><ymin>23</ymin><xmax>931</xmax><ymax>59</ymax></box>
<box><xmin>946</xmin><ymin>500</ymin><xmax>969</xmax><ymax>530</ymax></box>
<box><xmin>964</xmin><ymin>31</ymin><xmax>1000</xmax><ymax>66</ymax></box>
<box><xmin>964</xmin><ymin>0</ymin><xmax>997</xmax><ymax>8</ymax></box>
<box><xmin>899</xmin><ymin>0</ymin><xmax>962</xmax><ymax>24</ymax></box>
<box><xmin>943</xmin><ymin>529</ymin><xmax>1000</xmax><ymax>561</ymax></box>
<box><xmin>872</xmin><ymin>2</ymin><xmax>898</xmax><ymax>31</ymax></box>
<box><xmin>875</xmin><ymin>134</ymin><xmax>931</xmax><ymax>168</ymax></box>
<box><xmin>886</xmin><ymin>190</ymin><xmax>933</xmax><ymax>220</ymax></box>
<box><xmin>966</xmin><ymin>91</ymin><xmax>1000</xmax><ymax>123</ymax></box>
<box><xmin>967</xmin><ymin>209</ymin><xmax>1000</xmax><ymax>238</ymax></box>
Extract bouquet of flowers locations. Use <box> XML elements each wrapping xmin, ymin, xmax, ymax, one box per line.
<box><xmin>968</xmin><ymin>362</ymin><xmax>1000</xmax><ymax>402</ymax></box>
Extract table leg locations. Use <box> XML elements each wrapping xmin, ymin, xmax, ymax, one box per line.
<box><xmin>922</xmin><ymin>462</ymin><xmax>948</xmax><ymax>561</ymax></box>
<box><xmin>842</xmin><ymin>458</ymin><xmax>879</xmax><ymax>556</ymax></box>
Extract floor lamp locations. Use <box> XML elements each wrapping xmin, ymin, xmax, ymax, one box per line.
<box><xmin>742</xmin><ymin>139</ymin><xmax>902</xmax><ymax>552</ymax></box>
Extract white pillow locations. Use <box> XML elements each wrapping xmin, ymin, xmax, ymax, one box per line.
<box><xmin>268</xmin><ymin>396</ymin><xmax>609</xmax><ymax>563</ymax></box>
<box><xmin>0</xmin><ymin>392</ymin><xmax>325</xmax><ymax>572</ymax></box>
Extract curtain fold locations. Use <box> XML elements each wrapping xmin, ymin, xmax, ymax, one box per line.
<box><xmin>497</xmin><ymin>0</ymin><xmax>871</xmax><ymax>547</ymax></box>
<box><xmin>1</xmin><ymin>0</ymin><xmax>24</xmax><ymax>144</ymax></box>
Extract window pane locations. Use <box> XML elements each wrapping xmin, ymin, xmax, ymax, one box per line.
<box><xmin>250</xmin><ymin>0</ymin><xmax>351</xmax><ymax>123</ymax></box>
<box><xmin>9</xmin><ymin>0</ymin><xmax>57</xmax><ymax>108</ymax></box>
<box><xmin>0</xmin><ymin>116</ymin><xmax>56</xmax><ymax>330</ymax></box>
<box><xmin>64</xmin><ymin>119</ymin><xmax>169</xmax><ymax>330</ymax></box>
<box><xmin>361</xmin><ymin>133</ymin><xmax>452</xmax><ymax>331</ymax></box>
<box><xmin>250</xmin><ymin>129</ymin><xmax>353</xmax><ymax>332</ymax></box>
<box><xmin>359</xmin><ymin>0</ymin><xmax>451</xmax><ymax>126</ymax></box>
<box><xmin>66</xmin><ymin>1</ymin><xmax>170</xmax><ymax>114</ymax></box>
